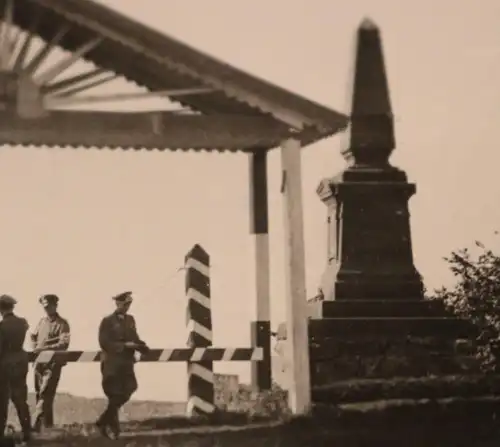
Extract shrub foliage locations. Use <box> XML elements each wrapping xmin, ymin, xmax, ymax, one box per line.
<box><xmin>433</xmin><ymin>238</ymin><xmax>500</xmax><ymax>371</ymax></box>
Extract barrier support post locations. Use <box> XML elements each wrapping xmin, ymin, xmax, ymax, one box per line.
<box><xmin>185</xmin><ymin>244</ymin><xmax>215</xmax><ymax>417</ymax></box>
<box><xmin>250</xmin><ymin>320</ymin><xmax>272</xmax><ymax>391</ymax></box>
<box><xmin>249</xmin><ymin>149</ymin><xmax>272</xmax><ymax>391</ymax></box>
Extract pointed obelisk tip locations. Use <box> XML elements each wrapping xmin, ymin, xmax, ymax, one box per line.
<box><xmin>359</xmin><ymin>17</ymin><xmax>379</xmax><ymax>31</ymax></box>
<box><xmin>346</xmin><ymin>15</ymin><xmax>395</xmax><ymax>165</ymax></box>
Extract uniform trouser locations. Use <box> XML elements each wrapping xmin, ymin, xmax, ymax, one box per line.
<box><xmin>0</xmin><ymin>363</ymin><xmax>31</xmax><ymax>439</ymax></box>
<box><xmin>33</xmin><ymin>363</ymin><xmax>63</xmax><ymax>428</ymax></box>
<box><xmin>97</xmin><ymin>363</ymin><xmax>138</xmax><ymax>433</ymax></box>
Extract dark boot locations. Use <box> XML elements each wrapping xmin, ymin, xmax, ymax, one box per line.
<box><xmin>96</xmin><ymin>404</ymin><xmax>113</xmax><ymax>438</ymax></box>
<box><xmin>109</xmin><ymin>410</ymin><xmax>120</xmax><ymax>439</ymax></box>
<box><xmin>20</xmin><ymin>431</ymin><xmax>32</xmax><ymax>445</ymax></box>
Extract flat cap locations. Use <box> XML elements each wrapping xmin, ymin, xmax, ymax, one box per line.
<box><xmin>39</xmin><ymin>294</ymin><xmax>59</xmax><ymax>306</ymax></box>
<box><xmin>112</xmin><ymin>291</ymin><xmax>133</xmax><ymax>303</ymax></box>
<box><xmin>0</xmin><ymin>294</ymin><xmax>17</xmax><ymax>306</ymax></box>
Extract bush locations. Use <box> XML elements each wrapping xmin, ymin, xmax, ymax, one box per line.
<box><xmin>220</xmin><ymin>381</ymin><xmax>290</xmax><ymax>420</ymax></box>
<box><xmin>432</xmin><ymin>238</ymin><xmax>500</xmax><ymax>371</ymax></box>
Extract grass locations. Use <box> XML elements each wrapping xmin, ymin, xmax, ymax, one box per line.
<box><xmin>7</xmin><ymin>392</ymin><xmax>187</xmax><ymax>427</ymax></box>
<box><xmin>5</xmin><ymin>384</ymin><xmax>289</xmax><ymax>443</ymax></box>
<box><xmin>6</xmin><ymin>375</ymin><xmax>500</xmax><ymax>445</ymax></box>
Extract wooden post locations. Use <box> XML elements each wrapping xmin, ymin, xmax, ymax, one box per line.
<box><xmin>280</xmin><ymin>138</ymin><xmax>311</xmax><ymax>415</ymax></box>
<box><xmin>185</xmin><ymin>244</ymin><xmax>215</xmax><ymax>417</ymax></box>
<box><xmin>248</xmin><ymin>149</ymin><xmax>272</xmax><ymax>391</ymax></box>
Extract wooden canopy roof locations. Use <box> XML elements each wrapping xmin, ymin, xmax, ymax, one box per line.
<box><xmin>0</xmin><ymin>0</ymin><xmax>348</xmax><ymax>151</ymax></box>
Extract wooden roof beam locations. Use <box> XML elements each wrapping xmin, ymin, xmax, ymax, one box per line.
<box><xmin>5</xmin><ymin>26</ymin><xmax>22</xmax><ymax>68</ymax></box>
<box><xmin>45</xmin><ymin>86</ymin><xmax>215</xmax><ymax>107</ymax></box>
<box><xmin>23</xmin><ymin>22</ymin><xmax>71</xmax><ymax>76</ymax></box>
<box><xmin>43</xmin><ymin>72</ymin><xmax>118</xmax><ymax>100</ymax></box>
<box><xmin>0</xmin><ymin>0</ymin><xmax>13</xmax><ymax>69</ymax></box>
<box><xmin>41</xmin><ymin>67</ymin><xmax>108</xmax><ymax>95</ymax></box>
<box><xmin>34</xmin><ymin>35</ymin><xmax>104</xmax><ymax>86</ymax></box>
<box><xmin>12</xmin><ymin>10</ymin><xmax>41</xmax><ymax>72</ymax></box>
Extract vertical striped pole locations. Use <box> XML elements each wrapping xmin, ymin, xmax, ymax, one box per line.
<box><xmin>185</xmin><ymin>244</ymin><xmax>215</xmax><ymax>417</ymax></box>
<box><xmin>249</xmin><ymin>149</ymin><xmax>272</xmax><ymax>391</ymax></box>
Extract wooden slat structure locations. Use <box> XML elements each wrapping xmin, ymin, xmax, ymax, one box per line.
<box><xmin>0</xmin><ymin>0</ymin><xmax>350</xmax><ymax>415</ymax></box>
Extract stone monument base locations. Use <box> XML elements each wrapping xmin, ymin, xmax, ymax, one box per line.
<box><xmin>307</xmin><ymin>299</ymin><xmax>479</xmax><ymax>388</ymax></box>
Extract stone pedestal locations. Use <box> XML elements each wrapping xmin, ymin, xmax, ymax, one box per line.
<box><xmin>318</xmin><ymin>165</ymin><xmax>424</xmax><ymax>301</ymax></box>
<box><xmin>311</xmin><ymin>164</ymin><xmax>476</xmax><ymax>388</ymax></box>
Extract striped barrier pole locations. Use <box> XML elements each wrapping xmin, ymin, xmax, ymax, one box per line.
<box><xmin>185</xmin><ymin>244</ymin><xmax>215</xmax><ymax>417</ymax></box>
<box><xmin>27</xmin><ymin>347</ymin><xmax>264</xmax><ymax>363</ymax></box>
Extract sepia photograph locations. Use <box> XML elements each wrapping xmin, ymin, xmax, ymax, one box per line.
<box><xmin>0</xmin><ymin>0</ymin><xmax>498</xmax><ymax>445</ymax></box>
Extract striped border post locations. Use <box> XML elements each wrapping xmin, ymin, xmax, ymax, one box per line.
<box><xmin>249</xmin><ymin>149</ymin><xmax>272</xmax><ymax>391</ymax></box>
<box><xmin>185</xmin><ymin>244</ymin><xmax>215</xmax><ymax>417</ymax></box>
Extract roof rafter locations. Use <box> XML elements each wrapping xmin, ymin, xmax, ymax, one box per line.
<box><xmin>46</xmin><ymin>86</ymin><xmax>215</xmax><ymax>107</ymax></box>
<box><xmin>23</xmin><ymin>22</ymin><xmax>71</xmax><ymax>76</ymax></box>
<box><xmin>12</xmin><ymin>10</ymin><xmax>41</xmax><ymax>72</ymax></box>
<box><xmin>41</xmin><ymin>67</ymin><xmax>108</xmax><ymax>94</ymax></box>
<box><xmin>0</xmin><ymin>0</ymin><xmax>13</xmax><ymax>68</ymax></box>
<box><xmin>34</xmin><ymin>35</ymin><xmax>103</xmax><ymax>85</ymax></box>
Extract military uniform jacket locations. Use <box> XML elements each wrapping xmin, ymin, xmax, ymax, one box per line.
<box><xmin>31</xmin><ymin>313</ymin><xmax>71</xmax><ymax>367</ymax></box>
<box><xmin>31</xmin><ymin>313</ymin><xmax>71</xmax><ymax>351</ymax></box>
<box><xmin>98</xmin><ymin>312</ymin><xmax>144</xmax><ymax>376</ymax></box>
<box><xmin>0</xmin><ymin>313</ymin><xmax>29</xmax><ymax>372</ymax></box>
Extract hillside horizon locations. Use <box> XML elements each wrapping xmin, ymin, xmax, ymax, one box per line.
<box><xmin>6</xmin><ymin>392</ymin><xmax>186</xmax><ymax>429</ymax></box>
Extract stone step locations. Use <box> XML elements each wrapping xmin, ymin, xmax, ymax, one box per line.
<box><xmin>310</xmin><ymin>354</ymin><xmax>479</xmax><ymax>385</ymax></box>
<box><xmin>311</xmin><ymin>374</ymin><xmax>500</xmax><ymax>404</ymax></box>
<box><xmin>309</xmin><ymin>334</ymin><xmax>480</xmax><ymax>385</ymax></box>
<box><xmin>309</xmin><ymin>337</ymin><xmax>476</xmax><ymax>360</ymax></box>
<box><xmin>309</xmin><ymin>317</ymin><xmax>475</xmax><ymax>340</ymax></box>
<box><xmin>308</xmin><ymin>299</ymin><xmax>447</xmax><ymax>318</ymax></box>
<box><xmin>312</xmin><ymin>395</ymin><xmax>500</xmax><ymax>430</ymax></box>
<box><xmin>284</xmin><ymin>408</ymin><xmax>500</xmax><ymax>447</ymax></box>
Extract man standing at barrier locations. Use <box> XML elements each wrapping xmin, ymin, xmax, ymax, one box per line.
<box><xmin>96</xmin><ymin>291</ymin><xmax>150</xmax><ymax>439</ymax></box>
<box><xmin>31</xmin><ymin>294</ymin><xmax>71</xmax><ymax>433</ymax></box>
<box><xmin>0</xmin><ymin>295</ymin><xmax>32</xmax><ymax>444</ymax></box>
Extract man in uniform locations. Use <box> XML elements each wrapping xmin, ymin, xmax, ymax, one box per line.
<box><xmin>96</xmin><ymin>291</ymin><xmax>149</xmax><ymax>439</ymax></box>
<box><xmin>30</xmin><ymin>294</ymin><xmax>71</xmax><ymax>432</ymax></box>
<box><xmin>0</xmin><ymin>295</ymin><xmax>32</xmax><ymax>444</ymax></box>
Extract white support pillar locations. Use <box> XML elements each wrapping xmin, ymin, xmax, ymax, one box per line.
<box><xmin>280</xmin><ymin>137</ymin><xmax>311</xmax><ymax>415</ymax></box>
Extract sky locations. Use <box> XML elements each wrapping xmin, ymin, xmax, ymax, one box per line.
<box><xmin>0</xmin><ymin>0</ymin><xmax>499</xmax><ymax>404</ymax></box>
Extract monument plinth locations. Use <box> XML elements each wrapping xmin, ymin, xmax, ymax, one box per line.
<box><xmin>317</xmin><ymin>175</ymin><xmax>423</xmax><ymax>301</ymax></box>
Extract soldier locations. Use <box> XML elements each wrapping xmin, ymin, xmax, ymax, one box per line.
<box><xmin>31</xmin><ymin>294</ymin><xmax>71</xmax><ymax>432</ymax></box>
<box><xmin>96</xmin><ymin>291</ymin><xmax>149</xmax><ymax>439</ymax></box>
<box><xmin>0</xmin><ymin>295</ymin><xmax>32</xmax><ymax>444</ymax></box>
